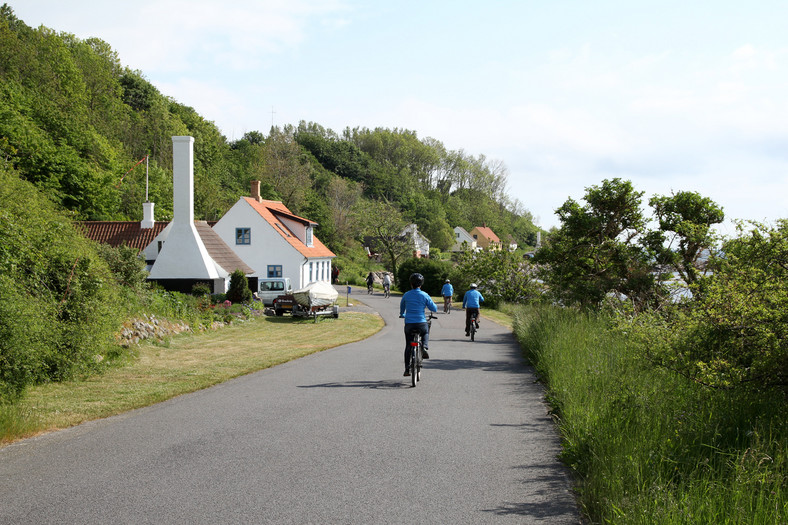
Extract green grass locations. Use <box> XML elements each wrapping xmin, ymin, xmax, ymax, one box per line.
<box><xmin>0</xmin><ymin>312</ymin><xmax>383</xmax><ymax>446</ymax></box>
<box><xmin>512</xmin><ymin>304</ymin><xmax>787</xmax><ymax>524</ymax></box>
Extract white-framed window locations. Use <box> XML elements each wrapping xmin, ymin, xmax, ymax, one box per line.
<box><xmin>305</xmin><ymin>226</ymin><xmax>313</xmax><ymax>247</ymax></box>
<box><xmin>267</xmin><ymin>265</ymin><xmax>282</xmax><ymax>278</ymax></box>
<box><xmin>236</xmin><ymin>227</ymin><xmax>251</xmax><ymax>245</ymax></box>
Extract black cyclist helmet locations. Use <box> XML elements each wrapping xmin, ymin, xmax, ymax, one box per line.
<box><xmin>409</xmin><ymin>273</ymin><xmax>424</xmax><ymax>289</ymax></box>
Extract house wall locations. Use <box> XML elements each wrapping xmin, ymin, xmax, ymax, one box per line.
<box><xmin>213</xmin><ymin>200</ymin><xmax>331</xmax><ymax>290</ymax></box>
<box><xmin>470</xmin><ymin>227</ymin><xmax>502</xmax><ymax>251</ymax></box>
<box><xmin>451</xmin><ymin>227</ymin><xmax>477</xmax><ymax>252</ymax></box>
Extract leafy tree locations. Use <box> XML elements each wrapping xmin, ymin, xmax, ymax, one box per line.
<box><xmin>451</xmin><ymin>249</ymin><xmax>543</xmax><ymax>308</ymax></box>
<box><xmin>645</xmin><ymin>191</ymin><xmax>724</xmax><ymax>287</ymax></box>
<box><xmin>262</xmin><ymin>126</ymin><xmax>313</xmax><ymax>214</ymax></box>
<box><xmin>119</xmin><ymin>72</ymin><xmax>158</xmax><ymax>112</ymax></box>
<box><xmin>634</xmin><ymin>220</ymin><xmax>788</xmax><ymax>392</ymax></box>
<box><xmin>355</xmin><ymin>199</ymin><xmax>411</xmax><ymax>279</ymax></box>
<box><xmin>536</xmin><ymin>178</ymin><xmax>658</xmax><ymax>310</ymax></box>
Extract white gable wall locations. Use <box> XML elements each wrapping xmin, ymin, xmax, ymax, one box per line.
<box><xmin>213</xmin><ymin>200</ymin><xmax>331</xmax><ymax>290</ymax></box>
<box><xmin>451</xmin><ymin>227</ymin><xmax>477</xmax><ymax>252</ymax></box>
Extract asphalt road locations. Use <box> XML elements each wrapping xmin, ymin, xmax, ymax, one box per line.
<box><xmin>0</xmin><ymin>287</ymin><xmax>581</xmax><ymax>524</ymax></box>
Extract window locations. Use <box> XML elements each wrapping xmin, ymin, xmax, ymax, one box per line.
<box><xmin>309</xmin><ymin>262</ymin><xmax>314</xmax><ymax>281</ymax></box>
<box><xmin>267</xmin><ymin>265</ymin><xmax>282</xmax><ymax>278</ymax></box>
<box><xmin>236</xmin><ymin>227</ymin><xmax>251</xmax><ymax>245</ymax></box>
<box><xmin>305</xmin><ymin>226</ymin><xmax>313</xmax><ymax>247</ymax></box>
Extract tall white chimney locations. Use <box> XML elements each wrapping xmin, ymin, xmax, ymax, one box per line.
<box><xmin>141</xmin><ymin>201</ymin><xmax>155</xmax><ymax>229</ymax></box>
<box><xmin>148</xmin><ymin>136</ymin><xmax>219</xmax><ymax>280</ymax></box>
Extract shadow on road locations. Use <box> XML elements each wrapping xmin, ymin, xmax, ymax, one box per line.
<box><xmin>482</xmin><ymin>464</ymin><xmax>580</xmax><ymax>522</ymax></box>
<box><xmin>297</xmin><ymin>380</ymin><xmax>409</xmax><ymax>390</ymax></box>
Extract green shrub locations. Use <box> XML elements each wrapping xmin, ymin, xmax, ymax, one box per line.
<box><xmin>226</xmin><ymin>269</ymin><xmax>252</xmax><ymax>304</ymax></box>
<box><xmin>396</xmin><ymin>257</ymin><xmax>451</xmax><ymax>296</ymax></box>
<box><xmin>0</xmin><ymin>168</ymin><xmax>123</xmax><ymax>401</ymax></box>
<box><xmin>191</xmin><ymin>282</ymin><xmax>212</xmax><ymax>297</ymax></box>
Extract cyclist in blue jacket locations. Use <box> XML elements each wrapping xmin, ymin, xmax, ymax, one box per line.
<box><xmin>462</xmin><ymin>283</ymin><xmax>484</xmax><ymax>336</ymax></box>
<box><xmin>399</xmin><ymin>273</ymin><xmax>438</xmax><ymax>376</ymax></box>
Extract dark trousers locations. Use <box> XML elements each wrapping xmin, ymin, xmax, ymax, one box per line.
<box><xmin>465</xmin><ymin>308</ymin><xmax>479</xmax><ymax>334</ymax></box>
<box><xmin>404</xmin><ymin>322</ymin><xmax>429</xmax><ymax>369</ymax></box>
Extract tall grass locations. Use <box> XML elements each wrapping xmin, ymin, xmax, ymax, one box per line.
<box><xmin>513</xmin><ymin>304</ymin><xmax>787</xmax><ymax>524</ymax></box>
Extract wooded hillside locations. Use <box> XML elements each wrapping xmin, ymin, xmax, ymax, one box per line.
<box><xmin>0</xmin><ymin>5</ymin><xmax>539</xmax><ymax>256</ymax></box>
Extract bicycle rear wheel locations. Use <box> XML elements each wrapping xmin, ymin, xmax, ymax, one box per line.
<box><xmin>411</xmin><ymin>348</ymin><xmax>417</xmax><ymax>387</ymax></box>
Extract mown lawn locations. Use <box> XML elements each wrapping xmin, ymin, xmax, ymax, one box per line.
<box><xmin>1</xmin><ymin>312</ymin><xmax>383</xmax><ymax>445</ymax></box>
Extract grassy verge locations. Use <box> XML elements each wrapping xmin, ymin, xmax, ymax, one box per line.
<box><xmin>512</xmin><ymin>304</ymin><xmax>787</xmax><ymax>524</ymax></box>
<box><xmin>0</xmin><ymin>312</ymin><xmax>383</xmax><ymax>446</ymax></box>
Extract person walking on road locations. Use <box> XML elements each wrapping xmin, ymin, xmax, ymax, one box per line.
<box><xmin>441</xmin><ymin>279</ymin><xmax>454</xmax><ymax>313</ymax></box>
<box><xmin>399</xmin><ymin>273</ymin><xmax>438</xmax><ymax>376</ymax></box>
<box><xmin>462</xmin><ymin>283</ymin><xmax>484</xmax><ymax>337</ymax></box>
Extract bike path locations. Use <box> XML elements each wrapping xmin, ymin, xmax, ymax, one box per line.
<box><xmin>0</xmin><ymin>286</ymin><xmax>581</xmax><ymax>524</ymax></box>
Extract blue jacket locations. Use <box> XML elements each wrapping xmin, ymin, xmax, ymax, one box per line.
<box><xmin>441</xmin><ymin>283</ymin><xmax>454</xmax><ymax>297</ymax></box>
<box><xmin>462</xmin><ymin>289</ymin><xmax>484</xmax><ymax>309</ymax></box>
<box><xmin>400</xmin><ymin>289</ymin><xmax>438</xmax><ymax>323</ymax></box>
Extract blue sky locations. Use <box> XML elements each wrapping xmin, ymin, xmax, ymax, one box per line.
<box><xmin>11</xmin><ymin>1</ymin><xmax>788</xmax><ymax>231</ymax></box>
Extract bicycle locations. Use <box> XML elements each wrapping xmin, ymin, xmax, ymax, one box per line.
<box><xmin>383</xmin><ymin>283</ymin><xmax>390</xmax><ymax>298</ymax></box>
<box><xmin>367</xmin><ymin>283</ymin><xmax>373</xmax><ymax>294</ymax></box>
<box><xmin>407</xmin><ymin>312</ymin><xmax>436</xmax><ymax>387</ymax></box>
<box><xmin>469</xmin><ymin>311</ymin><xmax>479</xmax><ymax>341</ymax></box>
<box><xmin>443</xmin><ymin>296</ymin><xmax>452</xmax><ymax>314</ymax></box>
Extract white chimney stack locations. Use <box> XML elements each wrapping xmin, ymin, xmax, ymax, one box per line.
<box><xmin>141</xmin><ymin>201</ymin><xmax>155</xmax><ymax>229</ymax></box>
<box><xmin>148</xmin><ymin>136</ymin><xmax>219</xmax><ymax>281</ymax></box>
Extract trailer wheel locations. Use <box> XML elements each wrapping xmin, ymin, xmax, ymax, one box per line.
<box><xmin>275</xmin><ymin>308</ymin><xmax>284</xmax><ymax>316</ymax></box>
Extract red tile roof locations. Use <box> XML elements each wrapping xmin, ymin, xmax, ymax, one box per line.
<box><xmin>473</xmin><ymin>226</ymin><xmax>501</xmax><ymax>243</ymax></box>
<box><xmin>76</xmin><ymin>221</ymin><xmax>168</xmax><ymax>251</ymax></box>
<box><xmin>244</xmin><ymin>198</ymin><xmax>336</xmax><ymax>258</ymax></box>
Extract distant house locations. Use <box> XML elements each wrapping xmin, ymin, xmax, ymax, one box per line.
<box><xmin>450</xmin><ymin>226</ymin><xmax>477</xmax><ymax>252</ymax></box>
<box><xmin>401</xmin><ymin>224</ymin><xmax>430</xmax><ymax>258</ymax></box>
<box><xmin>506</xmin><ymin>234</ymin><xmax>518</xmax><ymax>252</ymax></box>
<box><xmin>363</xmin><ymin>223</ymin><xmax>430</xmax><ymax>260</ymax></box>
<box><xmin>470</xmin><ymin>225</ymin><xmax>502</xmax><ymax>251</ymax></box>
<box><xmin>212</xmin><ymin>181</ymin><xmax>336</xmax><ymax>291</ymax></box>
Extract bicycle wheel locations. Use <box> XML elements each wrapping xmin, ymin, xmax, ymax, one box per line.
<box><xmin>470</xmin><ymin>324</ymin><xmax>475</xmax><ymax>342</ymax></box>
<box><xmin>411</xmin><ymin>347</ymin><xmax>417</xmax><ymax>387</ymax></box>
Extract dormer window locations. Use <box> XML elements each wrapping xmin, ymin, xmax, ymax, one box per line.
<box><xmin>305</xmin><ymin>226</ymin><xmax>314</xmax><ymax>247</ymax></box>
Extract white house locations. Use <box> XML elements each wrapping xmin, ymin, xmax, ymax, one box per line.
<box><xmin>212</xmin><ymin>181</ymin><xmax>336</xmax><ymax>291</ymax></box>
<box><xmin>451</xmin><ymin>226</ymin><xmax>477</xmax><ymax>252</ymax></box>
<box><xmin>401</xmin><ymin>224</ymin><xmax>430</xmax><ymax>258</ymax></box>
